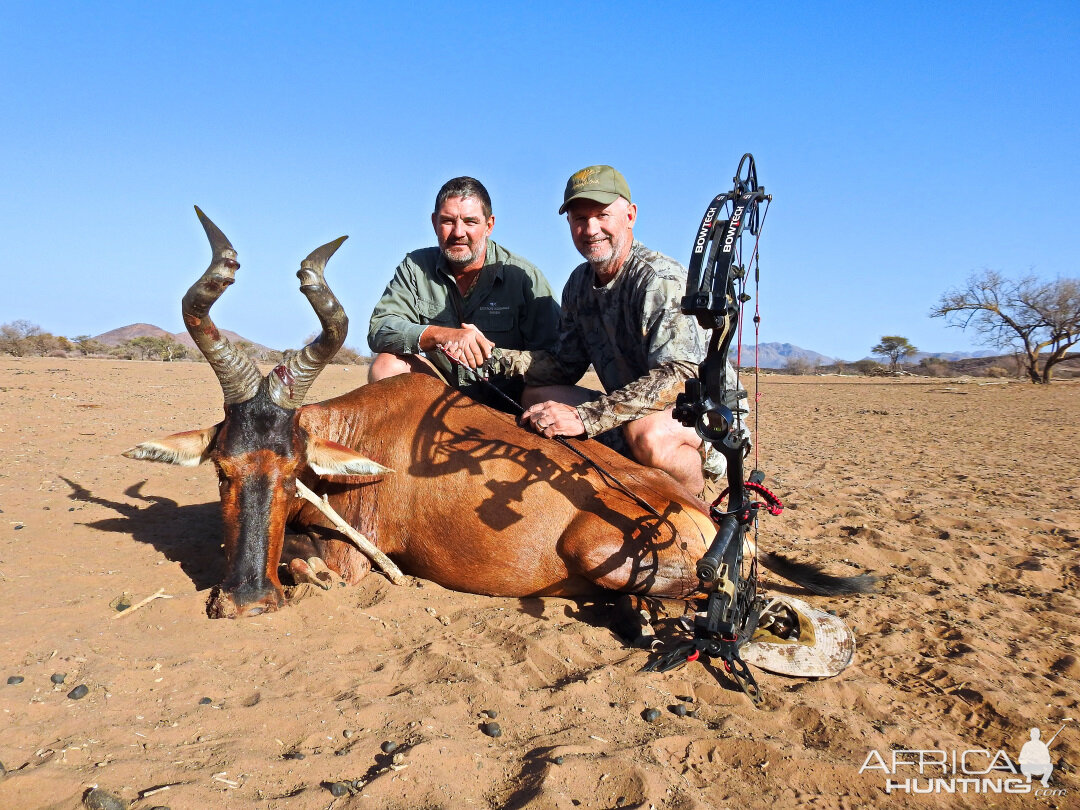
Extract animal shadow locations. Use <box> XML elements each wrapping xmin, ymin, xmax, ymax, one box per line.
<box><xmin>61</xmin><ymin>476</ymin><xmax>224</xmax><ymax>590</ymax></box>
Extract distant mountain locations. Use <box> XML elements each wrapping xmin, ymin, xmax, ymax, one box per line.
<box><xmin>730</xmin><ymin>342</ymin><xmax>836</xmax><ymax>369</ymax></box>
<box><xmin>94</xmin><ymin>323</ymin><xmax>276</xmax><ymax>355</ymax></box>
<box><xmin>92</xmin><ymin>323</ymin><xmax>174</xmax><ymax>345</ymax></box>
<box><xmin>911</xmin><ymin>350</ymin><xmax>998</xmax><ymax>362</ymax></box>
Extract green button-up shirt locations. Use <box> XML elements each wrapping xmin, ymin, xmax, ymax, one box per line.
<box><xmin>367</xmin><ymin>240</ymin><xmax>560</xmax><ymax>401</ymax></box>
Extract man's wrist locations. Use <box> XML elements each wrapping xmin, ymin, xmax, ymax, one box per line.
<box><xmin>573</xmin><ymin>404</ymin><xmax>598</xmax><ymax>438</ymax></box>
<box><xmin>418</xmin><ymin>325</ymin><xmax>448</xmax><ymax>351</ymax></box>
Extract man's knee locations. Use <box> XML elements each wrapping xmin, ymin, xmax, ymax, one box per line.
<box><xmin>622</xmin><ymin>410</ymin><xmax>705</xmax><ymax>492</ymax></box>
<box><xmin>368</xmin><ymin>352</ymin><xmax>438</xmax><ymax>383</ymax></box>
<box><xmin>623</xmin><ymin>409</ymin><xmax>694</xmax><ymax>465</ymax></box>
<box><xmin>625</xmin><ymin>421</ymin><xmax>671</xmax><ymax>467</ymax></box>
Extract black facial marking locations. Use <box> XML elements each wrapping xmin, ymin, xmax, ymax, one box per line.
<box><xmin>220</xmin><ymin>389</ymin><xmax>299</xmax><ymax>458</ymax></box>
<box><xmin>222</xmin><ymin>471</ymin><xmax>275</xmax><ymax>594</ymax></box>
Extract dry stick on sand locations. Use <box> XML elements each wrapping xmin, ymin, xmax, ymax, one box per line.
<box><xmin>112</xmin><ymin>588</ymin><xmax>173</xmax><ymax>620</ymax></box>
<box><xmin>293</xmin><ymin>479</ymin><xmax>408</xmax><ymax>586</ymax></box>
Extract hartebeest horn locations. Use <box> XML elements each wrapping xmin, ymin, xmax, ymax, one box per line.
<box><xmin>183</xmin><ymin>207</ymin><xmax>263</xmax><ymax>405</ymax></box>
<box><xmin>266</xmin><ymin>235</ymin><xmax>349</xmax><ymax>409</ymax></box>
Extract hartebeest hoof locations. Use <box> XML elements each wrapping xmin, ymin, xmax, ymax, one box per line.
<box><xmin>205</xmin><ymin>584</ymin><xmax>286</xmax><ymax>619</ymax></box>
<box><xmin>613</xmin><ymin>594</ymin><xmax>664</xmax><ymax>651</ymax></box>
<box><xmin>288</xmin><ymin>557</ymin><xmax>343</xmax><ymax>591</ymax></box>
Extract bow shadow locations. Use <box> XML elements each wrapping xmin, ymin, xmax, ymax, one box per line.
<box><xmin>403</xmin><ymin>387</ymin><xmax>695</xmax><ymax>596</ymax></box>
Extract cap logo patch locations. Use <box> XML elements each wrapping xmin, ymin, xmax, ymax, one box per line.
<box><xmin>571</xmin><ymin>167</ymin><xmax>600</xmax><ymax>189</ymax></box>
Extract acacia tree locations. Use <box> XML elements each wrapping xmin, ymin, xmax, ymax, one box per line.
<box><xmin>72</xmin><ymin>335</ymin><xmax>107</xmax><ymax>355</ymax></box>
<box><xmin>930</xmin><ymin>271</ymin><xmax>1080</xmax><ymax>384</ymax></box>
<box><xmin>871</xmin><ymin>336</ymin><xmax>918</xmax><ymax>370</ymax></box>
<box><xmin>125</xmin><ymin>336</ymin><xmax>189</xmax><ymax>361</ymax></box>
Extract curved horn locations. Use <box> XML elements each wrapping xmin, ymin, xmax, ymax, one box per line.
<box><xmin>182</xmin><ymin>207</ymin><xmax>263</xmax><ymax>405</ymax></box>
<box><xmin>267</xmin><ymin>235</ymin><xmax>349</xmax><ymax>409</ymax></box>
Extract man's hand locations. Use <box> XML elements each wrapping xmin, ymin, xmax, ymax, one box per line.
<box><xmin>421</xmin><ymin>323</ymin><xmax>495</xmax><ymax>369</ymax></box>
<box><xmin>520</xmin><ymin>400</ymin><xmax>585</xmax><ymax>439</ymax></box>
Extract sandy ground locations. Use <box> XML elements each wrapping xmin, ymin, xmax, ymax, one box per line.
<box><xmin>0</xmin><ymin>357</ymin><xmax>1077</xmax><ymax>810</ymax></box>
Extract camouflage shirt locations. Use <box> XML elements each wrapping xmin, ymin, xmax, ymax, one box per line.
<box><xmin>367</xmin><ymin>240</ymin><xmax>560</xmax><ymax>403</ymax></box>
<box><xmin>501</xmin><ymin>240</ymin><xmax>736</xmax><ymax>437</ymax></box>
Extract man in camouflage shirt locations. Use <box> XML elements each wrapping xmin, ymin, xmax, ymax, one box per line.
<box><xmin>367</xmin><ymin>177</ymin><xmax>560</xmax><ymax>409</ymax></box>
<box><xmin>492</xmin><ymin>165</ymin><xmax>741</xmax><ymax>493</ymax></box>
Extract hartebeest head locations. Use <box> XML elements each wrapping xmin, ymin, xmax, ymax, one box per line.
<box><xmin>124</xmin><ymin>208</ymin><xmax>389</xmax><ymax>618</ymax></box>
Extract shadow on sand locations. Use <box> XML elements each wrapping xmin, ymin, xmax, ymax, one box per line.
<box><xmin>61</xmin><ymin>476</ymin><xmax>225</xmax><ymax>590</ymax></box>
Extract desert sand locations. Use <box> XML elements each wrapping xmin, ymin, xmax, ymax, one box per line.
<box><xmin>0</xmin><ymin>357</ymin><xmax>1077</xmax><ymax>809</ymax></box>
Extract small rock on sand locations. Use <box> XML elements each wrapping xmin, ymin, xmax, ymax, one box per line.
<box><xmin>84</xmin><ymin>788</ymin><xmax>128</xmax><ymax>810</ymax></box>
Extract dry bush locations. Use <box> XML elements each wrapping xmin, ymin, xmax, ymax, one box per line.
<box><xmin>1</xmin><ymin>321</ymin><xmax>71</xmax><ymax>357</ymax></box>
<box><xmin>783</xmin><ymin>356</ymin><xmax>816</xmax><ymax>375</ymax></box>
<box><xmin>919</xmin><ymin>357</ymin><xmax>951</xmax><ymax>377</ymax></box>
<box><xmin>330</xmin><ymin>345</ymin><xmax>369</xmax><ymax>365</ymax></box>
<box><xmin>72</xmin><ymin>336</ymin><xmax>109</xmax><ymax>356</ymax></box>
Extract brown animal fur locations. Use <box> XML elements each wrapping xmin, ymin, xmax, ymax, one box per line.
<box><xmin>289</xmin><ymin>373</ymin><xmax>717</xmax><ymax>600</ymax></box>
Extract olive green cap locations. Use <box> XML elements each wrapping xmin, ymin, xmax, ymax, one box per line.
<box><xmin>558</xmin><ymin>165</ymin><xmax>632</xmax><ymax>214</ymax></box>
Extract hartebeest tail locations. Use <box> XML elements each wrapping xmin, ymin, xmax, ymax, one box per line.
<box><xmin>758</xmin><ymin>552</ymin><xmax>877</xmax><ymax>595</ymax></box>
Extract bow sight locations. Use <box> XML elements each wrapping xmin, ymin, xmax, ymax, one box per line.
<box><xmin>645</xmin><ymin>154</ymin><xmax>776</xmax><ymax>705</ymax></box>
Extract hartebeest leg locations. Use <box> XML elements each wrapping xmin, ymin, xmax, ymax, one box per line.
<box><xmin>559</xmin><ymin>512</ymin><xmax>704</xmax><ymax>599</ymax></box>
<box><xmin>283</xmin><ymin>526</ymin><xmax>374</xmax><ymax>589</ymax></box>
<box><xmin>613</xmin><ymin>594</ymin><xmax>665</xmax><ymax>650</ymax></box>
<box><xmin>289</xmin><ymin>557</ymin><xmax>344</xmax><ymax>590</ymax></box>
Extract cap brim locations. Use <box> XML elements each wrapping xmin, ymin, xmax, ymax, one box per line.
<box><xmin>558</xmin><ymin>190</ymin><xmax>622</xmax><ymax>215</ymax></box>
<box><xmin>741</xmin><ymin>595</ymin><xmax>855</xmax><ymax>678</ymax></box>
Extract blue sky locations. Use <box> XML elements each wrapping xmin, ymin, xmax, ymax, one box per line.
<box><xmin>2</xmin><ymin>2</ymin><xmax>1077</xmax><ymax>361</ymax></box>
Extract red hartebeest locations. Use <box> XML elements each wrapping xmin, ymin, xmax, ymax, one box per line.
<box><xmin>124</xmin><ymin>209</ymin><xmax>871</xmax><ymax>619</ymax></box>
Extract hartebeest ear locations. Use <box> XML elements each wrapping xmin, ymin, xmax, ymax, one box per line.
<box><xmin>306</xmin><ymin>437</ymin><xmax>393</xmax><ymax>477</ymax></box>
<box><xmin>122</xmin><ymin>425</ymin><xmax>221</xmax><ymax>467</ymax></box>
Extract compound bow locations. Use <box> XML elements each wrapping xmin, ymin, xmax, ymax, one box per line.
<box><xmin>644</xmin><ymin>153</ymin><xmax>778</xmax><ymax>706</ymax></box>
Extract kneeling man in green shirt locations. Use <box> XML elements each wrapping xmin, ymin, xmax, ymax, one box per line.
<box><xmin>367</xmin><ymin>176</ymin><xmax>560</xmax><ymax>409</ymax></box>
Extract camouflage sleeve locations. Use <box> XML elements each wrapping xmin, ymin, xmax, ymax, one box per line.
<box><xmin>641</xmin><ymin>274</ymin><xmax>706</xmax><ymax>368</ymax></box>
<box><xmin>492</xmin><ymin>348</ymin><xmax>586</xmax><ymax>386</ymax></box>
<box><xmin>574</xmin><ymin>358</ymin><xmax>746</xmax><ymax>437</ymax></box>
<box><xmin>492</xmin><ymin>280</ymin><xmax>592</xmax><ymax>385</ymax></box>
<box><xmin>574</xmin><ymin>360</ymin><xmax>696</xmax><ymax>436</ymax></box>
